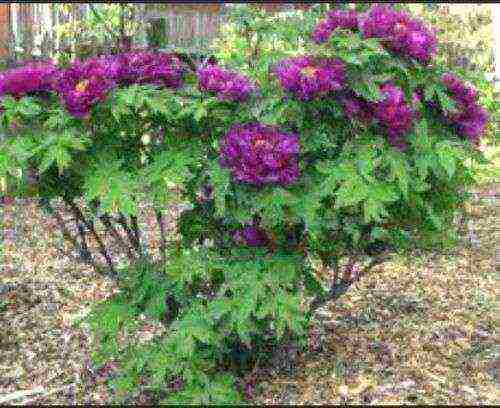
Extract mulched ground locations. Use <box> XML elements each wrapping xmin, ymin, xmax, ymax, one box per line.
<box><xmin>0</xmin><ymin>185</ymin><xmax>498</xmax><ymax>405</ymax></box>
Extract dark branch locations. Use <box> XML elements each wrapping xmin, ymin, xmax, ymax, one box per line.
<box><xmin>130</xmin><ymin>214</ymin><xmax>147</xmax><ymax>258</ymax></box>
<box><xmin>309</xmin><ymin>251</ymin><xmax>392</xmax><ymax>313</ymax></box>
<box><xmin>67</xmin><ymin>200</ymin><xmax>117</xmax><ymax>278</ymax></box>
<box><xmin>101</xmin><ymin>213</ymin><xmax>136</xmax><ymax>262</ymax></box>
<box><xmin>89</xmin><ymin>200</ymin><xmax>136</xmax><ymax>263</ymax></box>
<box><xmin>116</xmin><ymin>212</ymin><xmax>141</xmax><ymax>254</ymax></box>
<box><xmin>76</xmin><ymin>222</ymin><xmax>92</xmax><ymax>262</ymax></box>
<box><xmin>39</xmin><ymin>199</ymin><xmax>102</xmax><ymax>275</ymax></box>
<box><xmin>155</xmin><ymin>208</ymin><xmax>167</xmax><ymax>268</ymax></box>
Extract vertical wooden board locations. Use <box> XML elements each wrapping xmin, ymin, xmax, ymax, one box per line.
<box><xmin>189</xmin><ymin>13</ymin><xmax>196</xmax><ymax>48</ymax></box>
<box><xmin>0</xmin><ymin>4</ymin><xmax>10</xmax><ymax>57</ymax></box>
<box><xmin>181</xmin><ymin>13</ymin><xmax>187</xmax><ymax>48</ymax></box>
<box><xmin>493</xmin><ymin>4</ymin><xmax>500</xmax><ymax>84</ymax></box>
<box><xmin>168</xmin><ymin>11</ymin><xmax>174</xmax><ymax>46</ymax></box>
<box><xmin>180</xmin><ymin>13</ymin><xmax>187</xmax><ymax>47</ymax></box>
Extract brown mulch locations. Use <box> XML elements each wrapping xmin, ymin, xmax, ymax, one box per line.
<box><xmin>0</xmin><ymin>184</ymin><xmax>498</xmax><ymax>405</ymax></box>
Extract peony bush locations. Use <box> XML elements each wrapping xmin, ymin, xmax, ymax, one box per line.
<box><xmin>0</xmin><ymin>3</ymin><xmax>493</xmax><ymax>404</ymax></box>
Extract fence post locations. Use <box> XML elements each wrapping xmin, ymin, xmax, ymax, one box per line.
<box><xmin>0</xmin><ymin>4</ymin><xmax>10</xmax><ymax>59</ymax></box>
<box><xmin>492</xmin><ymin>4</ymin><xmax>500</xmax><ymax>92</ymax></box>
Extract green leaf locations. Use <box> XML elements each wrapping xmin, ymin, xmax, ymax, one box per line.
<box><xmin>37</xmin><ymin>129</ymin><xmax>89</xmax><ymax>174</ymax></box>
<box><xmin>83</xmin><ymin>155</ymin><xmax>140</xmax><ymax>216</ymax></box>
<box><xmin>413</xmin><ymin>119</ymin><xmax>430</xmax><ymax>150</ymax></box>
<box><xmin>352</xmin><ymin>80</ymin><xmax>383</xmax><ymax>102</ymax></box>
<box><xmin>208</xmin><ymin>162</ymin><xmax>231</xmax><ymax>217</ymax></box>
<box><xmin>318</xmin><ymin>161</ymin><xmax>356</xmax><ymax>197</ymax></box>
<box><xmin>436</xmin><ymin>88</ymin><xmax>457</xmax><ymax>112</ymax></box>
<box><xmin>194</xmin><ymin>105</ymin><xmax>207</xmax><ymax>122</ymax></box>
<box><xmin>414</xmin><ymin>154</ymin><xmax>435</xmax><ymax>180</ymax></box>
<box><xmin>345</xmin><ymin>223</ymin><xmax>361</xmax><ymax>244</ymax></box>
<box><xmin>371</xmin><ymin>226</ymin><xmax>388</xmax><ymax>240</ymax></box>
<box><xmin>436</xmin><ymin>143</ymin><xmax>457</xmax><ymax>179</ymax></box>
<box><xmin>363</xmin><ymin>198</ymin><xmax>388</xmax><ymax>223</ymax></box>
<box><xmin>386</xmin><ymin>151</ymin><xmax>409</xmax><ymax>198</ymax></box>
<box><xmin>335</xmin><ymin>175</ymin><xmax>369</xmax><ymax>208</ymax></box>
<box><xmin>356</xmin><ymin>146</ymin><xmax>377</xmax><ymax>182</ymax></box>
<box><xmin>15</xmin><ymin>97</ymin><xmax>42</xmax><ymax>117</ymax></box>
<box><xmin>424</xmin><ymin>83</ymin><xmax>437</xmax><ymax>101</ymax></box>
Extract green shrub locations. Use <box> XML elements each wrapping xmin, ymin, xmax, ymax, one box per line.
<box><xmin>0</xmin><ymin>3</ymin><xmax>495</xmax><ymax>403</ymax></box>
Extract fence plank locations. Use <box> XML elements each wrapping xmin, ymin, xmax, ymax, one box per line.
<box><xmin>4</xmin><ymin>3</ymin><xmax>228</xmax><ymax>61</ymax></box>
<box><xmin>0</xmin><ymin>4</ymin><xmax>10</xmax><ymax>57</ymax></box>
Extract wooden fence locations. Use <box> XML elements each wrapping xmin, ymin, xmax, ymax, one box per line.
<box><xmin>0</xmin><ymin>3</ymin><xmax>237</xmax><ymax>63</ymax></box>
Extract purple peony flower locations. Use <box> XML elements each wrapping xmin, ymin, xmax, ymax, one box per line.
<box><xmin>441</xmin><ymin>73</ymin><xmax>489</xmax><ymax>143</ymax></box>
<box><xmin>358</xmin><ymin>4</ymin><xmax>399</xmax><ymax>40</ymax></box>
<box><xmin>341</xmin><ymin>83</ymin><xmax>417</xmax><ymax>150</ymax></box>
<box><xmin>358</xmin><ymin>4</ymin><xmax>437</xmax><ymax>64</ymax></box>
<box><xmin>233</xmin><ymin>225</ymin><xmax>269</xmax><ymax>247</ymax></box>
<box><xmin>371</xmin><ymin>82</ymin><xmax>416</xmax><ymax>149</ymax></box>
<box><xmin>340</xmin><ymin>92</ymin><xmax>374</xmax><ymax>124</ymax></box>
<box><xmin>311</xmin><ymin>19</ymin><xmax>336</xmax><ymax>44</ymax></box>
<box><xmin>219</xmin><ymin>122</ymin><xmax>300</xmax><ymax>187</ymax></box>
<box><xmin>273</xmin><ymin>56</ymin><xmax>345</xmax><ymax>101</ymax></box>
<box><xmin>197</xmin><ymin>63</ymin><xmax>255</xmax><ymax>102</ymax></box>
<box><xmin>0</xmin><ymin>60</ymin><xmax>58</xmax><ymax>98</ymax></box>
<box><xmin>54</xmin><ymin>52</ymin><xmax>184</xmax><ymax>118</ymax></box>
<box><xmin>54</xmin><ymin>56</ymin><xmax>116</xmax><ymax>118</ymax></box>
<box><xmin>109</xmin><ymin>51</ymin><xmax>185</xmax><ymax>88</ymax></box>
<box><xmin>311</xmin><ymin>9</ymin><xmax>359</xmax><ymax>44</ymax></box>
<box><xmin>442</xmin><ymin>73</ymin><xmax>477</xmax><ymax>106</ymax></box>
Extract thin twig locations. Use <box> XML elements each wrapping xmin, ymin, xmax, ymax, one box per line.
<box><xmin>155</xmin><ymin>208</ymin><xmax>167</xmax><ymax>268</ymax></box>
<box><xmin>76</xmin><ymin>222</ymin><xmax>92</xmax><ymax>261</ymax></box>
<box><xmin>88</xmin><ymin>200</ymin><xmax>136</xmax><ymax>262</ymax></box>
<box><xmin>116</xmin><ymin>212</ymin><xmax>141</xmax><ymax>254</ymax></box>
<box><xmin>38</xmin><ymin>200</ymin><xmax>102</xmax><ymax>274</ymax></box>
<box><xmin>130</xmin><ymin>214</ymin><xmax>146</xmax><ymax>258</ymax></box>
<box><xmin>309</xmin><ymin>251</ymin><xmax>392</xmax><ymax>313</ymax></box>
<box><xmin>67</xmin><ymin>200</ymin><xmax>117</xmax><ymax>278</ymax></box>
<box><xmin>98</xmin><ymin>212</ymin><xmax>137</xmax><ymax>262</ymax></box>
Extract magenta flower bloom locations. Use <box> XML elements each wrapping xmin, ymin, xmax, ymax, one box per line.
<box><xmin>454</xmin><ymin>106</ymin><xmax>489</xmax><ymax>142</ymax></box>
<box><xmin>219</xmin><ymin>123</ymin><xmax>300</xmax><ymax>187</ymax></box>
<box><xmin>311</xmin><ymin>9</ymin><xmax>358</xmax><ymax>44</ymax></box>
<box><xmin>109</xmin><ymin>51</ymin><xmax>185</xmax><ymax>88</ymax></box>
<box><xmin>340</xmin><ymin>92</ymin><xmax>374</xmax><ymax>124</ymax></box>
<box><xmin>54</xmin><ymin>56</ymin><xmax>116</xmax><ymax>118</ymax></box>
<box><xmin>274</xmin><ymin>56</ymin><xmax>345</xmax><ymax>101</ymax></box>
<box><xmin>0</xmin><ymin>60</ymin><xmax>58</xmax><ymax>98</ymax></box>
<box><xmin>442</xmin><ymin>73</ymin><xmax>477</xmax><ymax>106</ymax></box>
<box><xmin>197</xmin><ymin>64</ymin><xmax>255</xmax><ymax>102</ymax></box>
<box><xmin>341</xmin><ymin>83</ymin><xmax>417</xmax><ymax>150</ymax></box>
<box><xmin>311</xmin><ymin>19</ymin><xmax>336</xmax><ymax>44</ymax></box>
<box><xmin>358</xmin><ymin>5</ymin><xmax>399</xmax><ymax>39</ymax></box>
<box><xmin>371</xmin><ymin>82</ymin><xmax>416</xmax><ymax>149</ymax></box>
<box><xmin>359</xmin><ymin>5</ymin><xmax>437</xmax><ymax>64</ymax></box>
<box><xmin>54</xmin><ymin>52</ymin><xmax>184</xmax><ymax>118</ymax></box>
<box><xmin>233</xmin><ymin>225</ymin><xmax>269</xmax><ymax>247</ymax></box>
<box><xmin>441</xmin><ymin>73</ymin><xmax>489</xmax><ymax>143</ymax></box>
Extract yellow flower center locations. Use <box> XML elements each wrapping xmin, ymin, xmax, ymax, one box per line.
<box><xmin>75</xmin><ymin>80</ymin><xmax>89</xmax><ymax>93</ymax></box>
<box><xmin>253</xmin><ymin>139</ymin><xmax>271</xmax><ymax>150</ymax></box>
<box><xmin>394</xmin><ymin>22</ymin><xmax>408</xmax><ymax>33</ymax></box>
<box><xmin>301</xmin><ymin>66</ymin><xmax>318</xmax><ymax>78</ymax></box>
